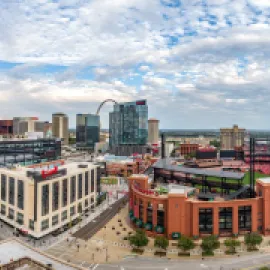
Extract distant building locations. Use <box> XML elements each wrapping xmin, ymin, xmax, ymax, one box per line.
<box><xmin>148</xmin><ymin>119</ymin><xmax>159</xmax><ymax>145</ymax></box>
<box><xmin>109</xmin><ymin>100</ymin><xmax>148</xmax><ymax>155</ymax></box>
<box><xmin>0</xmin><ymin>120</ymin><xmax>13</xmax><ymax>136</ymax></box>
<box><xmin>176</xmin><ymin>143</ymin><xmax>199</xmax><ymax>156</ymax></box>
<box><xmin>13</xmin><ymin>117</ymin><xmax>39</xmax><ymax>136</ymax></box>
<box><xmin>76</xmin><ymin>114</ymin><xmax>100</xmax><ymax>150</ymax></box>
<box><xmin>52</xmin><ymin>113</ymin><xmax>69</xmax><ymax>145</ymax></box>
<box><xmin>43</xmin><ymin>122</ymin><xmax>52</xmax><ymax>138</ymax></box>
<box><xmin>220</xmin><ymin>125</ymin><xmax>245</xmax><ymax>150</ymax></box>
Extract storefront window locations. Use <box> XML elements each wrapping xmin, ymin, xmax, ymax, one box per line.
<box><xmin>52</xmin><ymin>182</ymin><xmax>59</xmax><ymax>211</ymax></box>
<box><xmin>238</xmin><ymin>206</ymin><xmax>251</xmax><ymax>231</ymax></box>
<box><xmin>9</xmin><ymin>177</ymin><xmax>15</xmax><ymax>205</ymax></box>
<box><xmin>42</xmin><ymin>184</ymin><xmax>49</xmax><ymax>216</ymax></box>
<box><xmin>219</xmin><ymin>207</ymin><xmax>232</xmax><ymax>232</ymax></box>
<box><xmin>199</xmin><ymin>208</ymin><xmax>213</xmax><ymax>233</ymax></box>
<box><xmin>17</xmin><ymin>180</ymin><xmax>24</xmax><ymax>210</ymax></box>
<box><xmin>62</xmin><ymin>179</ymin><xmax>68</xmax><ymax>207</ymax></box>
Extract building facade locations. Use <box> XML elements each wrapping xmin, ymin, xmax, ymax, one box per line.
<box><xmin>0</xmin><ymin>120</ymin><xmax>13</xmax><ymax>136</ymax></box>
<box><xmin>13</xmin><ymin>117</ymin><xmax>39</xmax><ymax>136</ymax></box>
<box><xmin>0</xmin><ymin>138</ymin><xmax>61</xmax><ymax>167</ymax></box>
<box><xmin>0</xmin><ymin>161</ymin><xmax>100</xmax><ymax>238</ymax></box>
<box><xmin>76</xmin><ymin>114</ymin><xmax>100</xmax><ymax>150</ymax></box>
<box><xmin>220</xmin><ymin>125</ymin><xmax>245</xmax><ymax>150</ymax></box>
<box><xmin>128</xmin><ymin>175</ymin><xmax>270</xmax><ymax>239</ymax></box>
<box><xmin>148</xmin><ymin>119</ymin><xmax>159</xmax><ymax>145</ymax></box>
<box><xmin>109</xmin><ymin>100</ymin><xmax>148</xmax><ymax>147</ymax></box>
<box><xmin>52</xmin><ymin>113</ymin><xmax>69</xmax><ymax>145</ymax></box>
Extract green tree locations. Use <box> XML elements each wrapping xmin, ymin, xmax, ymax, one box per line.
<box><xmin>224</xmin><ymin>238</ymin><xmax>241</xmax><ymax>254</ymax></box>
<box><xmin>201</xmin><ymin>235</ymin><xmax>220</xmax><ymax>256</ymax></box>
<box><xmin>178</xmin><ymin>236</ymin><xmax>195</xmax><ymax>253</ymax></box>
<box><xmin>154</xmin><ymin>236</ymin><xmax>169</xmax><ymax>250</ymax></box>
<box><xmin>258</xmin><ymin>267</ymin><xmax>269</xmax><ymax>270</ymax></box>
<box><xmin>209</xmin><ymin>140</ymin><xmax>221</xmax><ymax>148</ymax></box>
<box><xmin>244</xmin><ymin>232</ymin><xmax>263</xmax><ymax>251</ymax></box>
<box><xmin>129</xmin><ymin>229</ymin><xmax>149</xmax><ymax>249</ymax></box>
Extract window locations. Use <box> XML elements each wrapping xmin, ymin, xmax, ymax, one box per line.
<box><xmin>1</xmin><ymin>204</ymin><xmax>6</xmax><ymax>215</ymax></box>
<box><xmin>17</xmin><ymin>213</ymin><xmax>24</xmax><ymax>225</ymax></box>
<box><xmin>62</xmin><ymin>179</ymin><xmax>68</xmax><ymax>207</ymax></box>
<box><xmin>17</xmin><ymin>180</ymin><xmax>24</xmax><ymax>210</ymax></box>
<box><xmin>1</xmin><ymin>175</ymin><xmax>6</xmax><ymax>201</ymax></box>
<box><xmin>41</xmin><ymin>219</ymin><xmax>49</xmax><ymax>231</ymax></box>
<box><xmin>8</xmin><ymin>208</ymin><xmax>14</xmax><ymax>220</ymax></box>
<box><xmin>91</xmin><ymin>170</ymin><xmax>95</xmax><ymax>192</ymax></box>
<box><xmin>70</xmin><ymin>206</ymin><xmax>75</xmax><ymax>216</ymax></box>
<box><xmin>97</xmin><ymin>167</ymin><xmax>101</xmax><ymax>194</ymax></box>
<box><xmin>52</xmin><ymin>214</ymin><xmax>59</xmax><ymax>226</ymax></box>
<box><xmin>85</xmin><ymin>172</ymin><xmax>89</xmax><ymax>196</ymax></box>
<box><xmin>157</xmin><ymin>205</ymin><xmax>164</xmax><ymax>227</ymax></box>
<box><xmin>139</xmin><ymin>200</ymin><xmax>144</xmax><ymax>220</ymax></box>
<box><xmin>9</xmin><ymin>177</ymin><xmax>15</xmax><ymax>205</ymax></box>
<box><xmin>78</xmin><ymin>203</ymin><xmax>82</xmax><ymax>214</ymax></box>
<box><xmin>85</xmin><ymin>199</ymin><xmax>89</xmax><ymax>208</ymax></box>
<box><xmin>29</xmin><ymin>219</ymin><xmax>34</xmax><ymax>230</ymax></box>
<box><xmin>219</xmin><ymin>207</ymin><xmax>232</xmax><ymax>231</ymax></box>
<box><xmin>52</xmin><ymin>182</ymin><xmax>59</xmax><ymax>211</ymax></box>
<box><xmin>42</xmin><ymin>185</ymin><xmax>49</xmax><ymax>216</ymax></box>
<box><xmin>61</xmin><ymin>210</ymin><xmax>67</xmax><ymax>221</ymax></box>
<box><xmin>70</xmin><ymin>176</ymin><xmax>76</xmax><ymax>203</ymax></box>
<box><xmin>147</xmin><ymin>202</ymin><xmax>153</xmax><ymax>223</ymax></box>
<box><xmin>78</xmin><ymin>174</ymin><xmax>83</xmax><ymax>199</ymax></box>
<box><xmin>199</xmin><ymin>208</ymin><xmax>213</xmax><ymax>233</ymax></box>
<box><xmin>238</xmin><ymin>206</ymin><xmax>251</xmax><ymax>231</ymax></box>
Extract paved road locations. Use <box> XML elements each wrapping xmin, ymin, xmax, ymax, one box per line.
<box><xmin>73</xmin><ymin>196</ymin><xmax>127</xmax><ymax>240</ymax></box>
<box><xmin>90</xmin><ymin>253</ymin><xmax>270</xmax><ymax>270</ymax></box>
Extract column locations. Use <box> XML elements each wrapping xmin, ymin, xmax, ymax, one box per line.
<box><xmin>152</xmin><ymin>202</ymin><xmax>157</xmax><ymax>227</ymax></box>
<box><xmin>213</xmin><ymin>206</ymin><xmax>219</xmax><ymax>236</ymax></box>
<box><xmin>233</xmin><ymin>205</ymin><xmax>238</xmax><ymax>235</ymax></box>
<box><xmin>49</xmin><ymin>183</ymin><xmax>52</xmax><ymax>216</ymax></box>
<box><xmin>251</xmin><ymin>202</ymin><xmax>258</xmax><ymax>232</ymax></box>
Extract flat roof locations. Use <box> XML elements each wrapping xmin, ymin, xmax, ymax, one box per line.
<box><xmin>258</xmin><ymin>177</ymin><xmax>270</xmax><ymax>184</ymax></box>
<box><xmin>0</xmin><ymin>239</ymin><xmax>78</xmax><ymax>270</ymax></box>
<box><xmin>152</xmin><ymin>158</ymin><xmax>245</xmax><ymax>180</ymax></box>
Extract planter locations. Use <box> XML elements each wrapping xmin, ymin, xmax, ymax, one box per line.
<box><xmin>178</xmin><ymin>252</ymin><xmax>190</xmax><ymax>257</ymax></box>
<box><xmin>132</xmin><ymin>248</ymin><xmax>144</xmax><ymax>254</ymax></box>
<box><xmin>154</xmin><ymin>250</ymin><xmax>167</xmax><ymax>257</ymax></box>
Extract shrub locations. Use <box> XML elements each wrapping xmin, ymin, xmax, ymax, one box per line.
<box><xmin>244</xmin><ymin>232</ymin><xmax>263</xmax><ymax>251</ymax></box>
<box><xmin>178</xmin><ymin>236</ymin><xmax>195</xmax><ymax>253</ymax></box>
<box><xmin>129</xmin><ymin>229</ymin><xmax>149</xmax><ymax>249</ymax></box>
<box><xmin>224</xmin><ymin>238</ymin><xmax>241</xmax><ymax>254</ymax></box>
<box><xmin>154</xmin><ymin>236</ymin><xmax>169</xmax><ymax>250</ymax></box>
<box><xmin>201</xmin><ymin>235</ymin><xmax>220</xmax><ymax>256</ymax></box>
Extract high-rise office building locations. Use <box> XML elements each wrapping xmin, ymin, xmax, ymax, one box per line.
<box><xmin>109</xmin><ymin>100</ymin><xmax>148</xmax><ymax>147</ymax></box>
<box><xmin>52</xmin><ymin>113</ymin><xmax>69</xmax><ymax>145</ymax></box>
<box><xmin>13</xmin><ymin>117</ymin><xmax>39</xmax><ymax>136</ymax></box>
<box><xmin>76</xmin><ymin>114</ymin><xmax>100</xmax><ymax>150</ymax></box>
<box><xmin>148</xmin><ymin>118</ymin><xmax>159</xmax><ymax>145</ymax></box>
<box><xmin>220</xmin><ymin>124</ymin><xmax>245</xmax><ymax>150</ymax></box>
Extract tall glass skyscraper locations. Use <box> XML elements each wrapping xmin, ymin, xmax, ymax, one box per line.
<box><xmin>109</xmin><ymin>100</ymin><xmax>148</xmax><ymax>147</ymax></box>
<box><xmin>76</xmin><ymin>114</ymin><xmax>100</xmax><ymax>150</ymax></box>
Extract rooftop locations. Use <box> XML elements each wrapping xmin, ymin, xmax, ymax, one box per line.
<box><xmin>258</xmin><ymin>177</ymin><xmax>270</xmax><ymax>184</ymax></box>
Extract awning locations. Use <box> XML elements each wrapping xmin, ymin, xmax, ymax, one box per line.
<box><xmin>144</xmin><ymin>223</ymin><xmax>153</xmax><ymax>231</ymax></box>
<box><xmin>171</xmin><ymin>232</ymin><xmax>181</xmax><ymax>239</ymax></box>
<box><xmin>155</xmin><ymin>225</ymin><xmax>165</xmax><ymax>234</ymax></box>
<box><xmin>136</xmin><ymin>219</ymin><xmax>143</xmax><ymax>228</ymax></box>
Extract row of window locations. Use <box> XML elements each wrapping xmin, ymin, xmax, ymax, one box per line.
<box><xmin>42</xmin><ymin>170</ymin><xmax>96</xmax><ymax>216</ymax></box>
<box><xmin>199</xmin><ymin>206</ymin><xmax>252</xmax><ymax>233</ymax></box>
<box><xmin>0</xmin><ymin>204</ymin><xmax>24</xmax><ymax>225</ymax></box>
<box><xmin>1</xmin><ymin>175</ymin><xmax>24</xmax><ymax>210</ymax></box>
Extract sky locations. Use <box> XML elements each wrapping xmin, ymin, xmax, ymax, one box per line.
<box><xmin>1</xmin><ymin>0</ymin><xmax>270</xmax><ymax>129</ymax></box>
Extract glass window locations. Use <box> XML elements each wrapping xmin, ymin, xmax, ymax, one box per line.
<box><xmin>70</xmin><ymin>206</ymin><xmax>75</xmax><ymax>216</ymax></box>
<box><xmin>219</xmin><ymin>207</ymin><xmax>232</xmax><ymax>232</ymax></box>
<box><xmin>238</xmin><ymin>206</ymin><xmax>252</xmax><ymax>231</ymax></box>
<box><xmin>85</xmin><ymin>199</ymin><xmax>89</xmax><ymax>208</ymax></box>
<box><xmin>1</xmin><ymin>174</ymin><xmax>6</xmax><ymax>201</ymax></box>
<box><xmin>9</xmin><ymin>177</ymin><xmax>15</xmax><ymax>205</ymax></box>
<box><xmin>17</xmin><ymin>180</ymin><xmax>24</xmax><ymax>210</ymax></box>
<box><xmin>8</xmin><ymin>208</ymin><xmax>14</xmax><ymax>220</ymax></box>
<box><xmin>78</xmin><ymin>174</ymin><xmax>83</xmax><ymax>199</ymax></box>
<box><xmin>85</xmin><ymin>172</ymin><xmax>89</xmax><ymax>196</ymax></box>
<box><xmin>17</xmin><ymin>213</ymin><xmax>24</xmax><ymax>225</ymax></box>
<box><xmin>52</xmin><ymin>182</ymin><xmax>59</xmax><ymax>211</ymax></box>
<box><xmin>78</xmin><ymin>203</ymin><xmax>82</xmax><ymax>214</ymax></box>
<box><xmin>61</xmin><ymin>210</ymin><xmax>67</xmax><ymax>221</ymax></box>
<box><xmin>91</xmin><ymin>170</ymin><xmax>95</xmax><ymax>192</ymax></box>
<box><xmin>1</xmin><ymin>204</ymin><xmax>6</xmax><ymax>215</ymax></box>
<box><xmin>70</xmin><ymin>176</ymin><xmax>76</xmax><ymax>203</ymax></box>
<box><xmin>29</xmin><ymin>219</ymin><xmax>34</xmax><ymax>230</ymax></box>
<box><xmin>199</xmin><ymin>208</ymin><xmax>213</xmax><ymax>233</ymax></box>
<box><xmin>52</xmin><ymin>214</ymin><xmax>59</xmax><ymax>226</ymax></box>
<box><xmin>42</xmin><ymin>184</ymin><xmax>49</xmax><ymax>216</ymax></box>
<box><xmin>97</xmin><ymin>167</ymin><xmax>101</xmax><ymax>194</ymax></box>
<box><xmin>62</xmin><ymin>179</ymin><xmax>68</xmax><ymax>207</ymax></box>
<box><xmin>157</xmin><ymin>209</ymin><xmax>164</xmax><ymax>227</ymax></box>
<box><xmin>139</xmin><ymin>200</ymin><xmax>144</xmax><ymax>220</ymax></box>
<box><xmin>147</xmin><ymin>203</ymin><xmax>153</xmax><ymax>223</ymax></box>
<box><xmin>41</xmin><ymin>219</ymin><xmax>49</xmax><ymax>231</ymax></box>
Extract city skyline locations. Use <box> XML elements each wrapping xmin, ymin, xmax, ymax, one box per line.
<box><xmin>1</xmin><ymin>1</ymin><xmax>270</xmax><ymax>129</ymax></box>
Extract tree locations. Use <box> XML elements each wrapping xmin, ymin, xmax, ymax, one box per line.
<box><xmin>129</xmin><ymin>229</ymin><xmax>149</xmax><ymax>249</ymax></box>
<box><xmin>201</xmin><ymin>235</ymin><xmax>220</xmax><ymax>256</ymax></box>
<box><xmin>209</xmin><ymin>140</ymin><xmax>221</xmax><ymax>148</ymax></box>
<box><xmin>224</xmin><ymin>238</ymin><xmax>241</xmax><ymax>254</ymax></box>
<box><xmin>178</xmin><ymin>236</ymin><xmax>195</xmax><ymax>253</ymax></box>
<box><xmin>154</xmin><ymin>236</ymin><xmax>169</xmax><ymax>250</ymax></box>
<box><xmin>244</xmin><ymin>232</ymin><xmax>263</xmax><ymax>251</ymax></box>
